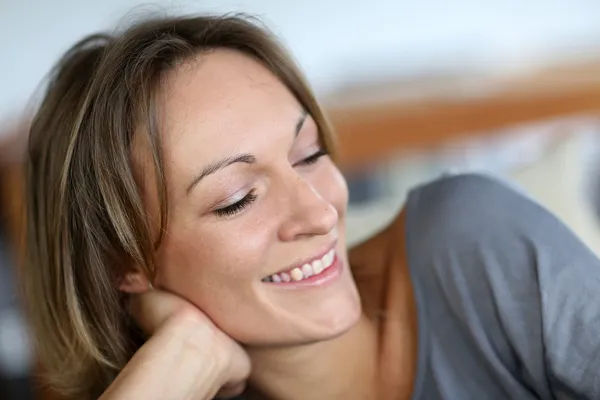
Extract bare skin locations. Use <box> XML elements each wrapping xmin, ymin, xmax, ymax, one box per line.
<box><xmin>103</xmin><ymin>212</ymin><xmax>417</xmax><ymax>400</ymax></box>
<box><xmin>100</xmin><ymin>290</ymin><xmax>251</xmax><ymax>400</ymax></box>
<box><xmin>246</xmin><ymin>211</ymin><xmax>418</xmax><ymax>400</ymax></box>
<box><xmin>105</xmin><ymin>49</ymin><xmax>419</xmax><ymax>400</ymax></box>
<box><xmin>350</xmin><ymin>211</ymin><xmax>418</xmax><ymax>400</ymax></box>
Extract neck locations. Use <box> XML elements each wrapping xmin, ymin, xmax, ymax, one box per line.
<box><xmin>246</xmin><ymin>314</ymin><xmax>380</xmax><ymax>400</ymax></box>
<box><xmin>246</xmin><ymin>211</ymin><xmax>417</xmax><ymax>400</ymax></box>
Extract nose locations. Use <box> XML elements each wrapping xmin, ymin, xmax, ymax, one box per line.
<box><xmin>278</xmin><ymin>174</ymin><xmax>338</xmax><ymax>242</ymax></box>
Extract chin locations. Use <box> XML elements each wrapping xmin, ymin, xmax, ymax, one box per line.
<box><xmin>216</xmin><ymin>245</ymin><xmax>362</xmax><ymax>347</ymax></box>
<box><xmin>247</xmin><ymin>270</ymin><xmax>363</xmax><ymax>348</ymax></box>
<box><xmin>305</xmin><ymin>276</ymin><xmax>362</xmax><ymax>341</ymax></box>
<box><xmin>249</xmin><ymin>305</ymin><xmax>362</xmax><ymax>349</ymax></box>
<box><xmin>307</xmin><ymin>297</ymin><xmax>362</xmax><ymax>342</ymax></box>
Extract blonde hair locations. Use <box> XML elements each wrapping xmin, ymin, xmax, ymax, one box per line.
<box><xmin>23</xmin><ymin>13</ymin><xmax>336</xmax><ymax>399</ymax></box>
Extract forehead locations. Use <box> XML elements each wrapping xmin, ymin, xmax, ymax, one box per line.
<box><xmin>157</xmin><ymin>49</ymin><xmax>303</xmax><ymax>156</ymax></box>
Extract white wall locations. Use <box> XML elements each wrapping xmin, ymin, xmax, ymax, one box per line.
<box><xmin>1</xmin><ymin>0</ymin><xmax>600</xmax><ymax>125</ymax></box>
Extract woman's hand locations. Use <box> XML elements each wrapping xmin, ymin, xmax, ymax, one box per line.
<box><xmin>100</xmin><ymin>289</ymin><xmax>251</xmax><ymax>400</ymax></box>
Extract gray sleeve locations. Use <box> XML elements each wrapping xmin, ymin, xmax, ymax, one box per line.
<box><xmin>409</xmin><ymin>173</ymin><xmax>600</xmax><ymax>399</ymax></box>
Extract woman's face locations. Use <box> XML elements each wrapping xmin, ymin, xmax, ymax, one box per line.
<box><xmin>134</xmin><ymin>49</ymin><xmax>361</xmax><ymax>346</ymax></box>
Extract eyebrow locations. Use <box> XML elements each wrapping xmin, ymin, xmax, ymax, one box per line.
<box><xmin>185</xmin><ymin>153</ymin><xmax>256</xmax><ymax>196</ymax></box>
<box><xmin>185</xmin><ymin>110</ymin><xmax>308</xmax><ymax>196</ymax></box>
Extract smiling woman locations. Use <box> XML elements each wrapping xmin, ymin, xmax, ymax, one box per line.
<box><xmin>22</xmin><ymin>11</ymin><xmax>600</xmax><ymax>400</ymax></box>
<box><xmin>125</xmin><ymin>46</ymin><xmax>356</xmax><ymax>347</ymax></box>
<box><xmin>24</xmin><ymin>14</ymin><xmax>360</xmax><ymax>399</ymax></box>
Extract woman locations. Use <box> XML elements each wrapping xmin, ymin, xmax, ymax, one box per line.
<box><xmin>23</xmin><ymin>13</ymin><xmax>600</xmax><ymax>400</ymax></box>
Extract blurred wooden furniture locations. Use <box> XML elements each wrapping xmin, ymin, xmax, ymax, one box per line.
<box><xmin>1</xmin><ymin>57</ymin><xmax>600</xmax><ymax>400</ymax></box>
<box><xmin>3</xmin><ymin>58</ymin><xmax>600</xmax><ymax>237</ymax></box>
<box><xmin>328</xmin><ymin>58</ymin><xmax>600</xmax><ymax>168</ymax></box>
<box><xmin>1</xmin><ymin>163</ymin><xmax>24</xmax><ymax>250</ymax></box>
<box><xmin>1</xmin><ymin>129</ymin><xmax>26</xmax><ymax>252</ymax></box>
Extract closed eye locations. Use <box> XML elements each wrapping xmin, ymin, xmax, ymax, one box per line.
<box><xmin>213</xmin><ymin>190</ymin><xmax>258</xmax><ymax>218</ymax></box>
<box><xmin>295</xmin><ymin>148</ymin><xmax>328</xmax><ymax>167</ymax></box>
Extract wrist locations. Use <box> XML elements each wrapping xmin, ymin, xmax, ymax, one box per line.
<box><xmin>160</xmin><ymin>309</ymin><xmax>230</xmax><ymax>379</ymax></box>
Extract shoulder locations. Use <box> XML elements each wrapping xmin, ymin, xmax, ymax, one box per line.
<box><xmin>403</xmin><ymin>173</ymin><xmax>551</xmax><ymax>299</ymax></box>
<box><xmin>404</xmin><ymin>174</ymin><xmax>600</xmax><ymax>398</ymax></box>
<box><xmin>409</xmin><ymin>172</ymin><xmax>548</xmax><ymax>230</ymax></box>
<box><xmin>404</xmin><ymin>172</ymin><xmax>600</xmax><ymax>296</ymax></box>
<box><xmin>405</xmin><ymin>172</ymin><xmax>577</xmax><ymax>259</ymax></box>
<box><xmin>402</xmin><ymin>174</ymin><xmax>555</xmax><ymax>394</ymax></box>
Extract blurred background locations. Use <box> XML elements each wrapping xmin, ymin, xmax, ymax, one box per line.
<box><xmin>2</xmin><ymin>1</ymin><xmax>600</xmax><ymax>398</ymax></box>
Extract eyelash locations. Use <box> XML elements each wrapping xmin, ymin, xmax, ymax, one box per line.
<box><xmin>298</xmin><ymin>148</ymin><xmax>328</xmax><ymax>166</ymax></box>
<box><xmin>213</xmin><ymin>148</ymin><xmax>328</xmax><ymax>218</ymax></box>
<box><xmin>214</xmin><ymin>190</ymin><xmax>258</xmax><ymax>218</ymax></box>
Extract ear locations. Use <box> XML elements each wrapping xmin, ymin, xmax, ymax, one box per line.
<box><xmin>119</xmin><ymin>270</ymin><xmax>153</xmax><ymax>294</ymax></box>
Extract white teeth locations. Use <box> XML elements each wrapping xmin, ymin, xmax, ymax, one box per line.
<box><xmin>264</xmin><ymin>249</ymin><xmax>337</xmax><ymax>284</ymax></box>
<box><xmin>301</xmin><ymin>263</ymin><xmax>314</xmax><ymax>278</ymax></box>
<box><xmin>290</xmin><ymin>268</ymin><xmax>304</xmax><ymax>281</ymax></box>
<box><xmin>311</xmin><ymin>259</ymin><xmax>324</xmax><ymax>275</ymax></box>
<box><xmin>322</xmin><ymin>253</ymin><xmax>331</xmax><ymax>268</ymax></box>
<box><xmin>324</xmin><ymin>249</ymin><xmax>335</xmax><ymax>267</ymax></box>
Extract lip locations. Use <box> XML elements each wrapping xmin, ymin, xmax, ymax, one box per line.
<box><xmin>265</xmin><ymin>241</ymin><xmax>338</xmax><ymax>278</ymax></box>
<box><xmin>263</xmin><ymin>251</ymin><xmax>343</xmax><ymax>289</ymax></box>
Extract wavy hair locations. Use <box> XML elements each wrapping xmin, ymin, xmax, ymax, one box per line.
<box><xmin>23</xmin><ymin>13</ymin><xmax>336</xmax><ymax>399</ymax></box>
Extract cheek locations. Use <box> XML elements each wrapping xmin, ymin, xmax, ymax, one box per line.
<box><xmin>155</xmin><ymin>218</ymin><xmax>273</xmax><ymax>291</ymax></box>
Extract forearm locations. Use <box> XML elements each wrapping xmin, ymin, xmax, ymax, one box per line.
<box><xmin>99</xmin><ymin>316</ymin><xmax>224</xmax><ymax>400</ymax></box>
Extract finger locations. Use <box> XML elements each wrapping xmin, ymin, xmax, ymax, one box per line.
<box><xmin>226</xmin><ymin>347</ymin><xmax>252</xmax><ymax>387</ymax></box>
<box><xmin>215</xmin><ymin>381</ymin><xmax>247</xmax><ymax>399</ymax></box>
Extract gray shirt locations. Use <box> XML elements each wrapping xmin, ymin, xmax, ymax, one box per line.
<box><xmin>406</xmin><ymin>173</ymin><xmax>600</xmax><ymax>399</ymax></box>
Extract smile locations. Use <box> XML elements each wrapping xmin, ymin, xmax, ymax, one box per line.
<box><xmin>262</xmin><ymin>248</ymin><xmax>337</xmax><ymax>284</ymax></box>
